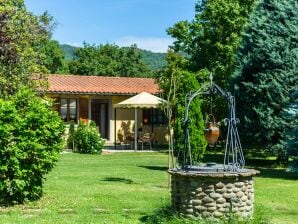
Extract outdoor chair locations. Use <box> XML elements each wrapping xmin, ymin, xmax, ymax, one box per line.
<box><xmin>138</xmin><ymin>132</ymin><xmax>155</xmax><ymax>150</ymax></box>
<box><xmin>117</xmin><ymin>132</ymin><xmax>126</xmax><ymax>149</ymax></box>
<box><xmin>117</xmin><ymin>131</ymin><xmax>134</xmax><ymax>150</ymax></box>
<box><xmin>124</xmin><ymin>133</ymin><xmax>135</xmax><ymax>150</ymax></box>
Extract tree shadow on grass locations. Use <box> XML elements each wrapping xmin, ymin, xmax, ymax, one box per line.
<box><xmin>254</xmin><ymin>168</ymin><xmax>298</xmax><ymax>180</ymax></box>
<box><xmin>203</xmin><ymin>153</ymin><xmax>298</xmax><ymax>180</ymax></box>
<box><xmin>203</xmin><ymin>153</ymin><xmax>277</xmax><ymax>167</ymax></box>
<box><xmin>138</xmin><ymin>165</ymin><xmax>168</xmax><ymax>171</ymax></box>
<box><xmin>101</xmin><ymin>177</ymin><xmax>133</xmax><ymax>184</ymax></box>
<box><xmin>140</xmin><ymin>205</ymin><xmax>269</xmax><ymax>224</ymax></box>
<box><xmin>139</xmin><ymin>205</ymin><xmax>182</xmax><ymax>224</ymax></box>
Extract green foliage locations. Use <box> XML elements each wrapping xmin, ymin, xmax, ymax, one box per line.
<box><xmin>74</xmin><ymin>121</ymin><xmax>105</xmax><ymax>154</ymax></box>
<box><xmin>167</xmin><ymin>0</ymin><xmax>257</xmax><ymax>87</ymax></box>
<box><xmin>68</xmin><ymin>43</ymin><xmax>151</xmax><ymax>77</ymax></box>
<box><xmin>39</xmin><ymin>39</ymin><xmax>68</xmax><ymax>74</ymax></box>
<box><xmin>67</xmin><ymin>120</ymin><xmax>75</xmax><ymax>150</ymax></box>
<box><xmin>174</xmin><ymin>72</ymin><xmax>207</xmax><ymax>164</ymax></box>
<box><xmin>0</xmin><ymin>88</ymin><xmax>65</xmax><ymax>204</ymax></box>
<box><xmin>0</xmin><ymin>0</ymin><xmax>49</xmax><ymax>97</ymax></box>
<box><xmin>139</xmin><ymin>49</ymin><xmax>166</xmax><ymax>71</ymax></box>
<box><xmin>0</xmin><ymin>1</ymin><xmax>65</xmax><ymax>205</ymax></box>
<box><xmin>32</xmin><ymin>12</ymin><xmax>68</xmax><ymax>74</ymax></box>
<box><xmin>61</xmin><ymin>44</ymin><xmax>166</xmax><ymax>71</ymax></box>
<box><xmin>284</xmin><ymin>91</ymin><xmax>298</xmax><ymax>172</ymax></box>
<box><xmin>231</xmin><ymin>0</ymin><xmax>298</xmax><ymax>162</ymax></box>
<box><xmin>158</xmin><ymin>52</ymin><xmax>207</xmax><ymax>164</ymax></box>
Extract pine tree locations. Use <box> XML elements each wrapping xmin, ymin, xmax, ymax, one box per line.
<box><xmin>232</xmin><ymin>0</ymin><xmax>298</xmax><ymax>162</ymax></box>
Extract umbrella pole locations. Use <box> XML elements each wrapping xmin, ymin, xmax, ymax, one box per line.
<box><xmin>134</xmin><ymin>108</ymin><xmax>138</xmax><ymax>151</ymax></box>
<box><xmin>114</xmin><ymin>108</ymin><xmax>117</xmax><ymax>150</ymax></box>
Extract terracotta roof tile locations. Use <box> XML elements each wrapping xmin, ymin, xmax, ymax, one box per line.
<box><xmin>46</xmin><ymin>74</ymin><xmax>160</xmax><ymax>95</ymax></box>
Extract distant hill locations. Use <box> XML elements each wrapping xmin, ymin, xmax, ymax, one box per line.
<box><xmin>60</xmin><ymin>44</ymin><xmax>166</xmax><ymax>71</ymax></box>
<box><xmin>139</xmin><ymin>49</ymin><xmax>166</xmax><ymax>71</ymax></box>
<box><xmin>60</xmin><ymin>44</ymin><xmax>79</xmax><ymax>61</ymax></box>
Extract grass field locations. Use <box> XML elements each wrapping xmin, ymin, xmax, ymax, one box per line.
<box><xmin>0</xmin><ymin>152</ymin><xmax>297</xmax><ymax>224</ymax></box>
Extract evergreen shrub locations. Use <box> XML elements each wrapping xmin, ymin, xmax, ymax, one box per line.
<box><xmin>173</xmin><ymin>71</ymin><xmax>207</xmax><ymax>164</ymax></box>
<box><xmin>0</xmin><ymin>88</ymin><xmax>65</xmax><ymax>204</ymax></box>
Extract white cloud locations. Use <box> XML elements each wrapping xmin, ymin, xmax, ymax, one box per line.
<box><xmin>66</xmin><ymin>42</ymin><xmax>83</xmax><ymax>48</ymax></box>
<box><xmin>115</xmin><ymin>36</ymin><xmax>173</xmax><ymax>53</ymax></box>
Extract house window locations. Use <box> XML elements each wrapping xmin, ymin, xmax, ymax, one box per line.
<box><xmin>60</xmin><ymin>98</ymin><xmax>77</xmax><ymax>123</ymax></box>
<box><xmin>143</xmin><ymin>109</ymin><xmax>167</xmax><ymax>125</ymax></box>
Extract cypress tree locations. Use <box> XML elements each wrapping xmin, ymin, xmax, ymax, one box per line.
<box><xmin>173</xmin><ymin>70</ymin><xmax>207</xmax><ymax>164</ymax></box>
<box><xmin>158</xmin><ymin>52</ymin><xmax>207</xmax><ymax>165</ymax></box>
<box><xmin>232</xmin><ymin>0</ymin><xmax>298</xmax><ymax>162</ymax></box>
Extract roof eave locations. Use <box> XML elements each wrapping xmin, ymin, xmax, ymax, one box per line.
<box><xmin>40</xmin><ymin>90</ymin><xmax>160</xmax><ymax>96</ymax></box>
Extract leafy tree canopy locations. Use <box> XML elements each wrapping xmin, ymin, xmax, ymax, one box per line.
<box><xmin>68</xmin><ymin>43</ymin><xmax>152</xmax><ymax>77</ymax></box>
<box><xmin>232</xmin><ymin>0</ymin><xmax>298</xmax><ymax>161</ymax></box>
<box><xmin>0</xmin><ymin>0</ymin><xmax>50</xmax><ymax>97</ymax></box>
<box><xmin>0</xmin><ymin>0</ymin><xmax>65</xmax><ymax>204</ymax></box>
<box><xmin>39</xmin><ymin>39</ymin><xmax>69</xmax><ymax>74</ymax></box>
<box><xmin>167</xmin><ymin>0</ymin><xmax>257</xmax><ymax>87</ymax></box>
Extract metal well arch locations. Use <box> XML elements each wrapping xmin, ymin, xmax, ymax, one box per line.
<box><xmin>181</xmin><ymin>74</ymin><xmax>245</xmax><ymax>172</ymax></box>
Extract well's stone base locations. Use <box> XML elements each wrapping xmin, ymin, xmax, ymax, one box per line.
<box><xmin>168</xmin><ymin>169</ymin><xmax>258</xmax><ymax>218</ymax></box>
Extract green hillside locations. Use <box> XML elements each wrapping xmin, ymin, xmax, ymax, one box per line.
<box><xmin>60</xmin><ymin>44</ymin><xmax>79</xmax><ymax>61</ymax></box>
<box><xmin>139</xmin><ymin>49</ymin><xmax>166</xmax><ymax>71</ymax></box>
<box><xmin>60</xmin><ymin>44</ymin><xmax>166</xmax><ymax>71</ymax></box>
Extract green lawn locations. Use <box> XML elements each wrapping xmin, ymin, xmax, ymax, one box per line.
<box><xmin>0</xmin><ymin>152</ymin><xmax>297</xmax><ymax>224</ymax></box>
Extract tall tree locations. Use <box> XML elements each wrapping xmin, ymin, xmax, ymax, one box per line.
<box><xmin>167</xmin><ymin>0</ymin><xmax>258</xmax><ymax>125</ymax></box>
<box><xmin>35</xmin><ymin>12</ymin><xmax>68</xmax><ymax>74</ymax></box>
<box><xmin>68</xmin><ymin>43</ymin><xmax>151</xmax><ymax>77</ymax></box>
<box><xmin>167</xmin><ymin>0</ymin><xmax>257</xmax><ymax>88</ymax></box>
<box><xmin>232</xmin><ymin>0</ymin><xmax>298</xmax><ymax>162</ymax></box>
<box><xmin>0</xmin><ymin>0</ymin><xmax>49</xmax><ymax>97</ymax></box>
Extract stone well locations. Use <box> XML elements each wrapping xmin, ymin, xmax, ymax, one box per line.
<box><xmin>168</xmin><ymin>168</ymin><xmax>258</xmax><ymax>219</ymax></box>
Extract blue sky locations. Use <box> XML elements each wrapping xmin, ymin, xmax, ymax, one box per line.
<box><xmin>25</xmin><ymin>0</ymin><xmax>196</xmax><ymax>52</ymax></box>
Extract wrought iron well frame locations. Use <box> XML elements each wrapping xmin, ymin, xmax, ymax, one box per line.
<box><xmin>182</xmin><ymin>74</ymin><xmax>245</xmax><ymax>172</ymax></box>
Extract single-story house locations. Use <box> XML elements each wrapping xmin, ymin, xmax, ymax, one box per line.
<box><xmin>44</xmin><ymin>74</ymin><xmax>168</xmax><ymax>146</ymax></box>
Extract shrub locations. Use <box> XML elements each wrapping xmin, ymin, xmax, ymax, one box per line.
<box><xmin>67</xmin><ymin>120</ymin><xmax>75</xmax><ymax>150</ymax></box>
<box><xmin>0</xmin><ymin>88</ymin><xmax>65</xmax><ymax>205</ymax></box>
<box><xmin>74</xmin><ymin>121</ymin><xmax>105</xmax><ymax>154</ymax></box>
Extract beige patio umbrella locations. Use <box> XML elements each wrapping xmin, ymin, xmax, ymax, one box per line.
<box><xmin>114</xmin><ymin>92</ymin><xmax>166</xmax><ymax>151</ymax></box>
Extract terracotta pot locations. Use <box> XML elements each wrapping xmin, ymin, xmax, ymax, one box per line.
<box><xmin>204</xmin><ymin>114</ymin><xmax>219</xmax><ymax>144</ymax></box>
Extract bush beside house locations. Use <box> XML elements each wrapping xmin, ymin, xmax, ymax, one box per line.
<box><xmin>73</xmin><ymin>121</ymin><xmax>105</xmax><ymax>154</ymax></box>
